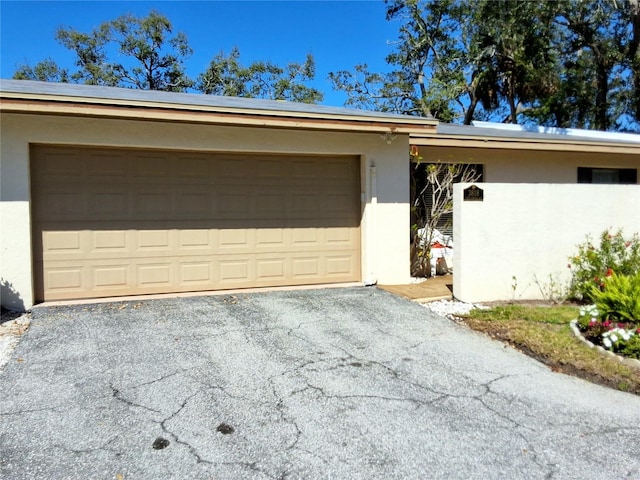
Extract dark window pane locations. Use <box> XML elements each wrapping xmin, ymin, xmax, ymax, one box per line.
<box><xmin>577</xmin><ymin>167</ymin><xmax>637</xmax><ymax>185</ymax></box>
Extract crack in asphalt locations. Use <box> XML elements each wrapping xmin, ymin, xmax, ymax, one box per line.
<box><xmin>159</xmin><ymin>391</ymin><xmax>212</xmax><ymax>465</ymax></box>
<box><xmin>129</xmin><ymin>370</ymin><xmax>184</xmax><ymax>389</ymax></box>
<box><xmin>220</xmin><ymin>460</ymin><xmax>276</xmax><ymax>480</ymax></box>
<box><xmin>0</xmin><ymin>406</ymin><xmax>61</xmax><ymax>417</ymax></box>
<box><xmin>269</xmin><ymin>390</ymin><xmax>302</xmax><ymax>453</ymax></box>
<box><xmin>295</xmin><ymin>377</ymin><xmax>445</xmax><ymax>408</ymax></box>
<box><xmin>580</xmin><ymin>425</ymin><xmax>640</xmax><ymax>436</ymax></box>
<box><xmin>277</xmin><ymin>352</ymin><xmax>450</xmax><ymax>410</ymax></box>
<box><xmin>110</xmin><ymin>384</ymin><xmax>162</xmax><ymax>414</ymax></box>
<box><xmin>283</xmin><ymin>343</ymin><xmax>559</xmax><ymax>477</ymax></box>
<box><xmin>473</xmin><ymin>375</ymin><xmax>538</xmax><ymax>431</ymax></box>
<box><xmin>53</xmin><ymin>433</ymin><xmax>123</xmax><ymax>458</ymax></box>
<box><xmin>99</xmin><ymin>323</ymin><xmax>581</xmax><ymax>480</ymax></box>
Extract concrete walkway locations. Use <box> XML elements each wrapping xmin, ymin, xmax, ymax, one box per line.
<box><xmin>379</xmin><ymin>275</ymin><xmax>453</xmax><ymax>302</ymax></box>
<box><xmin>1</xmin><ymin>287</ymin><xmax>638</xmax><ymax>479</ymax></box>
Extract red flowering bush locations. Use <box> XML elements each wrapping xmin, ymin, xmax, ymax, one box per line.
<box><xmin>568</xmin><ymin>230</ymin><xmax>640</xmax><ymax>302</ymax></box>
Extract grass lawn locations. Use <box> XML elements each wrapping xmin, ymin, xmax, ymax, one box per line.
<box><xmin>460</xmin><ymin>304</ymin><xmax>640</xmax><ymax>395</ymax></box>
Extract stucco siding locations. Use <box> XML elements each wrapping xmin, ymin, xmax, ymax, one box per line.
<box><xmin>454</xmin><ymin>183</ymin><xmax>640</xmax><ymax>303</ymax></box>
<box><xmin>421</xmin><ymin>146</ymin><xmax>640</xmax><ymax>183</ymax></box>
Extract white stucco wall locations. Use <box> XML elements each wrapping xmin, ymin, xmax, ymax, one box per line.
<box><xmin>1</xmin><ymin>113</ymin><xmax>411</xmax><ymax>309</ymax></box>
<box><xmin>453</xmin><ymin>183</ymin><xmax>640</xmax><ymax>303</ymax></box>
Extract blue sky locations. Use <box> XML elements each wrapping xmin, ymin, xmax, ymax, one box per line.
<box><xmin>0</xmin><ymin>0</ymin><xmax>400</xmax><ymax>106</ymax></box>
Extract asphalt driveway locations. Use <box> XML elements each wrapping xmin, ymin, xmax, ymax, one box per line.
<box><xmin>1</xmin><ymin>287</ymin><xmax>639</xmax><ymax>479</ymax></box>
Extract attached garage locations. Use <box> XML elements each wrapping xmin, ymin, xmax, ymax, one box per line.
<box><xmin>2</xmin><ymin>80</ymin><xmax>432</xmax><ymax>309</ymax></box>
<box><xmin>32</xmin><ymin>145</ymin><xmax>361</xmax><ymax>301</ymax></box>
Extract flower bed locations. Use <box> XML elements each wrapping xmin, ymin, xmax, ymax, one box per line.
<box><xmin>573</xmin><ymin>304</ymin><xmax>640</xmax><ymax>367</ymax></box>
<box><xmin>567</xmin><ymin>229</ymin><xmax>640</xmax><ymax>368</ymax></box>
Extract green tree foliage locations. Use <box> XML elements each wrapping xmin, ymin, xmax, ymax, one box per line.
<box><xmin>13</xmin><ymin>10</ymin><xmax>322</xmax><ymax>102</ymax></box>
<box><xmin>13</xmin><ymin>59</ymin><xmax>69</xmax><ymax>83</ymax></box>
<box><xmin>14</xmin><ymin>10</ymin><xmax>192</xmax><ymax>91</ymax></box>
<box><xmin>330</xmin><ymin>0</ymin><xmax>640</xmax><ymax>131</ymax></box>
<box><xmin>468</xmin><ymin>0</ymin><xmax>558</xmax><ymax>124</ymax></box>
<box><xmin>330</xmin><ymin>0</ymin><xmax>469</xmax><ymax>120</ymax></box>
<box><xmin>196</xmin><ymin>48</ymin><xmax>323</xmax><ymax>103</ymax></box>
<box><xmin>109</xmin><ymin>11</ymin><xmax>193</xmax><ymax>91</ymax></box>
<box><xmin>54</xmin><ymin>20</ymin><xmax>118</xmax><ymax>86</ymax></box>
<box><xmin>533</xmin><ymin>0</ymin><xmax>640</xmax><ymax>131</ymax></box>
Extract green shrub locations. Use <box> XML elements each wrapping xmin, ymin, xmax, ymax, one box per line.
<box><xmin>568</xmin><ymin>230</ymin><xmax>640</xmax><ymax>302</ymax></box>
<box><xmin>615</xmin><ymin>335</ymin><xmax>640</xmax><ymax>360</ymax></box>
<box><xmin>589</xmin><ymin>271</ymin><xmax>640</xmax><ymax>323</ymax></box>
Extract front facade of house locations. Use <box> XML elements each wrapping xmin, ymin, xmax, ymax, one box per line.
<box><xmin>1</xmin><ymin>80</ymin><xmax>639</xmax><ymax>310</ymax></box>
<box><xmin>1</xmin><ymin>81</ymin><xmax>436</xmax><ymax>309</ymax></box>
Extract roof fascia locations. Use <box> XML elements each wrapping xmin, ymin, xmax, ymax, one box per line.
<box><xmin>410</xmin><ymin>133</ymin><xmax>640</xmax><ymax>155</ymax></box>
<box><xmin>0</xmin><ymin>93</ymin><xmax>437</xmax><ymax>134</ymax></box>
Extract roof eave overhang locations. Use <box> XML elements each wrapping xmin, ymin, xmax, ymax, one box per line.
<box><xmin>410</xmin><ymin>133</ymin><xmax>640</xmax><ymax>155</ymax></box>
<box><xmin>0</xmin><ymin>93</ymin><xmax>438</xmax><ymax>134</ymax></box>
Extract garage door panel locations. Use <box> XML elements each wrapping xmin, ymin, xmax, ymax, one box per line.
<box><xmin>35</xmin><ymin>189</ymin><xmax>85</xmax><ymax>220</ymax></box>
<box><xmin>175</xmin><ymin>185</ymin><xmax>212</xmax><ymax>218</ymax></box>
<box><xmin>87</xmin><ymin>152</ymin><xmax>130</xmax><ymax>178</ymax></box>
<box><xmin>179</xmin><ymin>261</ymin><xmax>214</xmax><ymax>285</ymax></box>
<box><xmin>47</xmin><ymin>265</ymin><xmax>84</xmax><ymax>292</ymax></box>
<box><xmin>218</xmin><ymin>259</ymin><xmax>251</xmax><ymax>283</ymax></box>
<box><xmin>256</xmin><ymin>228</ymin><xmax>285</xmax><ymax>247</ymax></box>
<box><xmin>178</xmin><ymin>229</ymin><xmax>213</xmax><ymax>249</ymax></box>
<box><xmin>255</xmin><ymin>158</ymin><xmax>286</xmax><ymax>179</ymax></box>
<box><xmin>32</xmin><ymin>146</ymin><xmax>361</xmax><ymax>301</ymax></box>
<box><xmin>134</xmin><ymin>154</ymin><xmax>170</xmax><ymax>178</ymax></box>
<box><xmin>93</xmin><ymin>263</ymin><xmax>131</xmax><ymax>290</ymax></box>
<box><xmin>289</xmin><ymin>193</ymin><xmax>321</xmax><ymax>217</ymax></box>
<box><xmin>325</xmin><ymin>159</ymin><xmax>356</xmax><ymax>183</ymax></box>
<box><xmin>256</xmin><ymin>258</ymin><xmax>287</xmax><ymax>281</ymax></box>
<box><xmin>133</xmin><ymin>186</ymin><xmax>173</xmax><ymax>218</ymax></box>
<box><xmin>216</xmin><ymin>189</ymin><xmax>253</xmax><ymax>218</ymax></box>
<box><xmin>137</xmin><ymin>263</ymin><xmax>173</xmax><ymax>287</ymax></box>
<box><xmin>216</xmin><ymin>157</ymin><xmax>251</xmax><ymax>182</ymax></box>
<box><xmin>136</xmin><ymin>230</ymin><xmax>172</xmax><ymax>251</ymax></box>
<box><xmin>35</xmin><ymin>149</ymin><xmax>85</xmax><ymax>180</ymax></box>
<box><xmin>292</xmin><ymin>256</ymin><xmax>321</xmax><ymax>278</ymax></box>
<box><xmin>44</xmin><ymin>230</ymin><xmax>82</xmax><ymax>252</ymax></box>
<box><xmin>291</xmin><ymin>159</ymin><xmax>323</xmax><ymax>178</ymax></box>
<box><xmin>325</xmin><ymin>227</ymin><xmax>357</xmax><ymax>245</ymax></box>
<box><xmin>322</xmin><ymin>193</ymin><xmax>359</xmax><ymax>218</ymax></box>
<box><xmin>291</xmin><ymin>228</ymin><xmax>321</xmax><ymax>245</ymax></box>
<box><xmin>174</xmin><ymin>154</ymin><xmax>211</xmax><ymax>179</ymax></box>
<box><xmin>89</xmin><ymin>185</ymin><xmax>130</xmax><ymax>218</ymax></box>
<box><xmin>92</xmin><ymin>230</ymin><xmax>129</xmax><ymax>252</ymax></box>
<box><xmin>255</xmin><ymin>193</ymin><xmax>287</xmax><ymax>217</ymax></box>
<box><xmin>326</xmin><ymin>255</ymin><xmax>357</xmax><ymax>277</ymax></box>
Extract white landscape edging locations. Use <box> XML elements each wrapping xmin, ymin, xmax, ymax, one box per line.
<box><xmin>569</xmin><ymin>320</ymin><xmax>640</xmax><ymax>369</ymax></box>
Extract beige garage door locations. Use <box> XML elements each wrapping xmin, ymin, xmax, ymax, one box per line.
<box><xmin>31</xmin><ymin>146</ymin><xmax>361</xmax><ymax>301</ymax></box>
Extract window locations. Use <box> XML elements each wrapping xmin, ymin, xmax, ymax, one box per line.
<box><xmin>578</xmin><ymin>167</ymin><xmax>637</xmax><ymax>184</ymax></box>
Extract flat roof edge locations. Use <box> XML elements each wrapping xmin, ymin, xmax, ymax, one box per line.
<box><xmin>0</xmin><ymin>80</ymin><xmax>438</xmax><ymax>128</ymax></box>
<box><xmin>410</xmin><ymin>132</ymin><xmax>640</xmax><ymax>150</ymax></box>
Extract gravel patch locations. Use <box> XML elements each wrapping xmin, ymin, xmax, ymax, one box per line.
<box><xmin>0</xmin><ymin>312</ymin><xmax>30</xmax><ymax>372</ymax></box>
<box><xmin>423</xmin><ymin>299</ymin><xmax>487</xmax><ymax>320</ymax></box>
